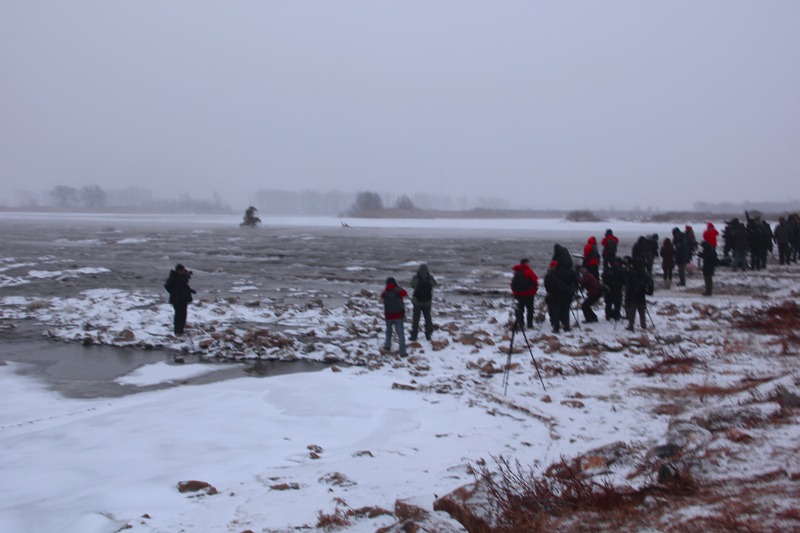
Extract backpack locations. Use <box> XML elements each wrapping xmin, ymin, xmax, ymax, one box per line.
<box><xmin>413</xmin><ymin>278</ymin><xmax>433</xmax><ymax>303</ymax></box>
<box><xmin>605</xmin><ymin>238</ymin><xmax>617</xmax><ymax>257</ymax></box>
<box><xmin>512</xmin><ymin>269</ymin><xmax>533</xmax><ymax>293</ymax></box>
<box><xmin>384</xmin><ymin>288</ymin><xmax>404</xmax><ymax>315</ymax></box>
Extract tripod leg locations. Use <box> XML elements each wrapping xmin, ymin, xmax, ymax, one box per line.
<box><xmin>503</xmin><ymin>317</ymin><xmax>518</xmax><ymax>396</ymax></box>
<box><xmin>518</xmin><ymin>326</ymin><xmax>547</xmax><ymax>391</ymax></box>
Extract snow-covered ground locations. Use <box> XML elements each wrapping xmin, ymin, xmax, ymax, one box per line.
<box><xmin>1</xmin><ymin>214</ymin><xmax>799</xmax><ymax>532</ymax></box>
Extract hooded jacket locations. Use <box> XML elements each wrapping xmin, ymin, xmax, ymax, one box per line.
<box><xmin>411</xmin><ymin>264</ymin><xmax>437</xmax><ymax>307</ymax></box>
<box><xmin>703</xmin><ymin>223</ymin><xmax>719</xmax><ymax>248</ymax></box>
<box><xmin>583</xmin><ymin>237</ymin><xmax>600</xmax><ymax>267</ymax></box>
<box><xmin>164</xmin><ymin>266</ymin><xmax>195</xmax><ymax>305</ymax></box>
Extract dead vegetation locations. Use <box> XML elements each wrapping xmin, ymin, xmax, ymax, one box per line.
<box><xmin>478</xmin><ymin>455</ymin><xmax>698</xmax><ymax>532</ymax></box>
<box><xmin>633</xmin><ymin>355</ymin><xmax>701</xmax><ymax>376</ymax></box>
<box><xmin>736</xmin><ymin>302</ymin><xmax>800</xmax><ymax>354</ymax></box>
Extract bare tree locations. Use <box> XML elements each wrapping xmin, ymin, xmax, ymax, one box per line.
<box><xmin>80</xmin><ymin>185</ymin><xmax>107</xmax><ymax>208</ymax></box>
<box><xmin>50</xmin><ymin>186</ymin><xmax>78</xmax><ymax>207</ymax></box>
<box><xmin>395</xmin><ymin>195</ymin><xmax>414</xmax><ymax>210</ymax></box>
<box><xmin>350</xmin><ymin>191</ymin><xmax>383</xmax><ymax>213</ymax></box>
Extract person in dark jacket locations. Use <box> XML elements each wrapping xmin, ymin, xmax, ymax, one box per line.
<box><xmin>731</xmin><ymin>219</ymin><xmax>749</xmax><ymax>271</ymax></box>
<box><xmin>673</xmin><ymin>228</ymin><xmax>690</xmax><ymax>286</ymax></box>
<box><xmin>685</xmin><ymin>225</ymin><xmax>698</xmax><ymax>264</ymax></box>
<box><xmin>511</xmin><ymin>259</ymin><xmax>538</xmax><ymax>330</ymax></box>
<box><xmin>602</xmin><ymin>256</ymin><xmax>626</xmax><ymax>321</ymax></box>
<box><xmin>410</xmin><ymin>264</ymin><xmax>437</xmax><ymax>341</ymax></box>
<box><xmin>544</xmin><ymin>259</ymin><xmax>578</xmax><ymax>334</ymax></box>
<box><xmin>552</xmin><ymin>244</ymin><xmax>573</xmax><ymax>269</ymax></box>
<box><xmin>700</xmin><ymin>240</ymin><xmax>718</xmax><ymax>296</ymax></box>
<box><xmin>601</xmin><ymin>229</ymin><xmax>619</xmax><ymax>272</ymax></box>
<box><xmin>660</xmin><ymin>237</ymin><xmax>675</xmax><ymax>289</ymax></box>
<box><xmin>381</xmin><ymin>277</ymin><xmax>408</xmax><ymax>356</ymax></box>
<box><xmin>164</xmin><ymin>264</ymin><xmax>196</xmax><ymax>336</ymax></box>
<box><xmin>576</xmin><ymin>267</ymin><xmax>601</xmax><ymax>323</ymax></box>
<box><xmin>583</xmin><ymin>237</ymin><xmax>601</xmax><ymax>281</ymax></box>
<box><xmin>624</xmin><ymin>257</ymin><xmax>653</xmax><ymax>332</ymax></box>
<box><xmin>774</xmin><ymin>217</ymin><xmax>792</xmax><ymax>265</ymax></box>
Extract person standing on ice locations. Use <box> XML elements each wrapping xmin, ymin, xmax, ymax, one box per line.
<box><xmin>510</xmin><ymin>258</ymin><xmax>538</xmax><ymax>330</ymax></box>
<box><xmin>660</xmin><ymin>237</ymin><xmax>675</xmax><ymax>289</ymax></box>
<box><xmin>582</xmin><ymin>236</ymin><xmax>601</xmax><ymax>281</ymax></box>
<box><xmin>601</xmin><ymin>229</ymin><xmax>618</xmax><ymax>272</ymax></box>
<box><xmin>700</xmin><ymin>238</ymin><xmax>718</xmax><ymax>296</ymax></box>
<box><xmin>164</xmin><ymin>264</ymin><xmax>196</xmax><ymax>336</ymax></box>
<box><xmin>624</xmin><ymin>257</ymin><xmax>653</xmax><ymax>332</ymax></box>
<box><xmin>410</xmin><ymin>264</ymin><xmax>437</xmax><ymax>341</ymax></box>
<box><xmin>381</xmin><ymin>277</ymin><xmax>408</xmax><ymax>357</ymax></box>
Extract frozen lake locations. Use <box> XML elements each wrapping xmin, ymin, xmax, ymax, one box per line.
<box><xmin>0</xmin><ymin>212</ymin><xmax>678</xmax><ymax>396</ymax></box>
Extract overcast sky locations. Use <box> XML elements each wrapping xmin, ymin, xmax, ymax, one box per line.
<box><xmin>1</xmin><ymin>1</ymin><xmax>799</xmax><ymax>210</ymax></box>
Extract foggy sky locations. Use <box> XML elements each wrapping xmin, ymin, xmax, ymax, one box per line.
<box><xmin>2</xmin><ymin>1</ymin><xmax>799</xmax><ymax>211</ymax></box>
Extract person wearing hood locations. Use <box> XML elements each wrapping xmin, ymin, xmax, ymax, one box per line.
<box><xmin>381</xmin><ymin>277</ymin><xmax>408</xmax><ymax>357</ymax></box>
<box><xmin>164</xmin><ymin>264</ymin><xmax>196</xmax><ymax>336</ymax></box>
<box><xmin>511</xmin><ymin>258</ymin><xmax>538</xmax><ymax>329</ymax></box>
<box><xmin>410</xmin><ymin>264</ymin><xmax>437</xmax><ymax>341</ymax></box>
<box><xmin>703</xmin><ymin>223</ymin><xmax>719</xmax><ymax>248</ymax></box>
<box><xmin>583</xmin><ymin>236</ymin><xmax>600</xmax><ymax>281</ymax></box>
<box><xmin>552</xmin><ymin>244</ymin><xmax>573</xmax><ymax>269</ymax></box>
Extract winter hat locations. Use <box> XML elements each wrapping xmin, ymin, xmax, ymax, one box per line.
<box><xmin>520</xmin><ymin>258</ymin><xmax>530</xmax><ymax>265</ymax></box>
<box><xmin>707</xmin><ymin>222</ymin><xmax>714</xmax><ymax>228</ymax></box>
<box><xmin>175</xmin><ymin>264</ymin><xmax>185</xmax><ymax>271</ymax></box>
<box><xmin>605</xmin><ymin>229</ymin><xmax>613</xmax><ymax>236</ymax></box>
<box><xmin>386</xmin><ymin>277</ymin><xmax>396</xmax><ymax>286</ymax></box>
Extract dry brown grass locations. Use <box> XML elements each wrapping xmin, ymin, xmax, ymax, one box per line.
<box><xmin>633</xmin><ymin>355</ymin><xmax>701</xmax><ymax>377</ymax></box>
<box><xmin>737</xmin><ymin>302</ymin><xmax>800</xmax><ymax>354</ymax></box>
<box><xmin>477</xmin><ymin>454</ymin><xmax>800</xmax><ymax>533</ymax></box>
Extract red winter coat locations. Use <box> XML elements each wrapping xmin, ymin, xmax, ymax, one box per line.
<box><xmin>511</xmin><ymin>264</ymin><xmax>538</xmax><ymax>296</ymax></box>
<box><xmin>584</xmin><ymin>237</ymin><xmax>600</xmax><ymax>267</ymax></box>
<box><xmin>703</xmin><ymin>224</ymin><xmax>718</xmax><ymax>248</ymax></box>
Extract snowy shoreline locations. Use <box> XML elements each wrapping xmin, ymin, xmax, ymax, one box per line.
<box><xmin>2</xmin><ymin>216</ymin><xmax>799</xmax><ymax>532</ymax></box>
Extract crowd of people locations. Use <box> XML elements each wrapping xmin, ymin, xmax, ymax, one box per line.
<box><xmin>167</xmin><ymin>212</ymin><xmax>799</xmax><ymax>352</ymax></box>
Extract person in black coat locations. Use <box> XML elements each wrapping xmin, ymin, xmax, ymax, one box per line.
<box><xmin>673</xmin><ymin>228</ymin><xmax>690</xmax><ymax>286</ymax></box>
<box><xmin>544</xmin><ymin>259</ymin><xmax>578</xmax><ymax>334</ymax></box>
<box><xmin>602</xmin><ymin>256</ymin><xmax>626</xmax><ymax>321</ymax></box>
<box><xmin>164</xmin><ymin>264</ymin><xmax>196</xmax><ymax>336</ymax></box>
<box><xmin>700</xmin><ymin>240</ymin><xmax>718</xmax><ymax>296</ymax></box>
<box><xmin>625</xmin><ymin>257</ymin><xmax>653</xmax><ymax>332</ymax></box>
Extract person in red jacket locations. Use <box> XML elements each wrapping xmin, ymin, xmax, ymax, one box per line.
<box><xmin>511</xmin><ymin>259</ymin><xmax>538</xmax><ymax>329</ymax></box>
<box><xmin>583</xmin><ymin>236</ymin><xmax>601</xmax><ymax>281</ymax></box>
<box><xmin>601</xmin><ymin>229</ymin><xmax>619</xmax><ymax>272</ymax></box>
<box><xmin>381</xmin><ymin>277</ymin><xmax>408</xmax><ymax>357</ymax></box>
<box><xmin>703</xmin><ymin>223</ymin><xmax>719</xmax><ymax>248</ymax></box>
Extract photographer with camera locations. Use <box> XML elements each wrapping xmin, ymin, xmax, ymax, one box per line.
<box><xmin>164</xmin><ymin>263</ymin><xmax>196</xmax><ymax>336</ymax></box>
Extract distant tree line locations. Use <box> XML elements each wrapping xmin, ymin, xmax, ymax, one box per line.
<box><xmin>251</xmin><ymin>189</ymin><xmax>507</xmax><ymax>216</ymax></box>
<box><xmin>694</xmin><ymin>200</ymin><xmax>800</xmax><ymax>214</ymax></box>
<box><xmin>38</xmin><ymin>185</ymin><xmax>230</xmax><ymax>213</ymax></box>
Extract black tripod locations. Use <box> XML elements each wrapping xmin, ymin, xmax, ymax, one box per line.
<box><xmin>502</xmin><ymin>308</ymin><xmax>546</xmax><ymax>396</ymax></box>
